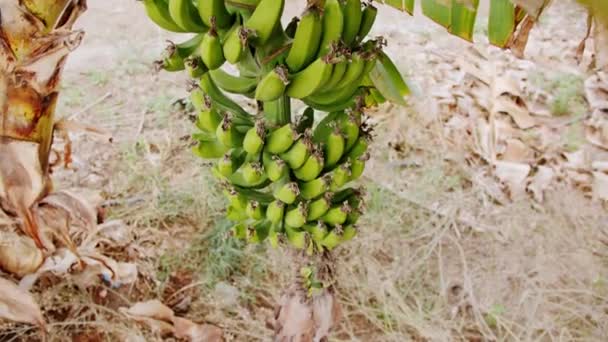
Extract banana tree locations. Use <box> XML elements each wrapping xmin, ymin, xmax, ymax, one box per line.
<box><xmin>377</xmin><ymin>0</ymin><xmax>608</xmax><ymax>68</ymax></box>
<box><xmin>0</xmin><ymin>0</ymin><xmax>89</xmax><ymax>274</ymax></box>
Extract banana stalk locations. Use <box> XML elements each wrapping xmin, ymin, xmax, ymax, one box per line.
<box><xmin>0</xmin><ymin>0</ymin><xmax>87</xmax><ymax>250</ymax></box>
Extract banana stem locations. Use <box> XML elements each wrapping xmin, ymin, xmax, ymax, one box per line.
<box><xmin>264</xmin><ymin>95</ymin><xmax>291</xmax><ymax>126</ymax></box>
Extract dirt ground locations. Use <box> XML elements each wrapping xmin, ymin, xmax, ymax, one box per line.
<box><xmin>2</xmin><ymin>0</ymin><xmax>608</xmax><ymax>341</ymax></box>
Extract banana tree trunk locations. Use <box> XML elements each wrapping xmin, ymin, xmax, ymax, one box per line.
<box><xmin>0</xmin><ymin>0</ymin><xmax>87</xmax><ymax>249</ymax></box>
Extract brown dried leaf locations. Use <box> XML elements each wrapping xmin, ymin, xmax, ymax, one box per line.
<box><xmin>594</xmin><ymin>18</ymin><xmax>608</xmax><ymax>70</ymax></box>
<box><xmin>492</xmin><ymin>76</ymin><xmax>536</xmax><ymax>129</ymax></box>
<box><xmin>527</xmin><ymin>166</ymin><xmax>556</xmax><ymax>202</ymax></box>
<box><xmin>593</xmin><ymin>171</ymin><xmax>608</xmax><ymax>200</ymax></box>
<box><xmin>0</xmin><ymin>277</ymin><xmax>45</xmax><ymax>329</ymax></box>
<box><xmin>123</xmin><ymin>300</ymin><xmax>174</xmax><ymax>323</ymax></box>
<box><xmin>494</xmin><ymin>161</ymin><xmax>531</xmax><ymax>199</ymax></box>
<box><xmin>173</xmin><ymin>317</ymin><xmax>223</xmax><ymax>342</ymax></box>
<box><xmin>312</xmin><ymin>291</ymin><xmax>342</xmax><ymax>342</ymax></box>
<box><xmin>0</xmin><ymin>231</ymin><xmax>43</xmax><ymax>277</ymax></box>
<box><xmin>273</xmin><ymin>288</ymin><xmax>314</xmax><ymax>342</ymax></box>
<box><xmin>40</xmin><ymin>190</ymin><xmax>98</xmax><ymax>231</ymax></box>
<box><xmin>501</xmin><ymin>138</ymin><xmax>532</xmax><ymax>162</ymax></box>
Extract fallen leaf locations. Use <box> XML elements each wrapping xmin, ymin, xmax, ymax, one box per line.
<box><xmin>0</xmin><ymin>231</ymin><xmax>44</xmax><ymax>277</ymax></box>
<box><xmin>494</xmin><ymin>161</ymin><xmax>531</xmax><ymax>199</ymax></box>
<box><xmin>272</xmin><ymin>287</ymin><xmax>314</xmax><ymax>342</ymax></box>
<box><xmin>473</xmin><ymin>118</ymin><xmax>496</xmax><ymax>163</ymax></box>
<box><xmin>593</xmin><ymin>171</ymin><xmax>608</xmax><ymax>200</ymax></box>
<box><xmin>492</xmin><ymin>76</ymin><xmax>536</xmax><ymax>129</ymax></box>
<box><xmin>123</xmin><ymin>300</ymin><xmax>174</xmax><ymax>323</ymax></box>
<box><xmin>527</xmin><ymin>166</ymin><xmax>555</xmax><ymax>202</ymax></box>
<box><xmin>563</xmin><ymin>150</ymin><xmax>590</xmax><ymax>170</ymax></box>
<box><xmin>0</xmin><ymin>277</ymin><xmax>45</xmax><ymax>329</ymax></box>
<box><xmin>585</xmin><ymin>109</ymin><xmax>608</xmax><ymax>150</ymax></box>
<box><xmin>501</xmin><ymin>138</ymin><xmax>532</xmax><ymax>162</ymax></box>
<box><xmin>120</xmin><ymin>300</ymin><xmax>175</xmax><ymax>336</ymax></box>
<box><xmin>173</xmin><ymin>317</ymin><xmax>223</xmax><ymax>342</ymax></box>
<box><xmin>312</xmin><ymin>290</ymin><xmax>342</xmax><ymax>342</ymax></box>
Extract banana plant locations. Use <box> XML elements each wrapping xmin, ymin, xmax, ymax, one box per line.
<box><xmin>377</xmin><ymin>0</ymin><xmax>608</xmax><ymax>68</ymax></box>
<box><xmin>0</xmin><ymin>1</ymin><xmax>87</xmax><ymax>250</ymax></box>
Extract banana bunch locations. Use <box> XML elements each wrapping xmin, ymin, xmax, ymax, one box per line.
<box><xmin>142</xmin><ymin>0</ymin><xmax>406</xmax><ymax>252</ymax></box>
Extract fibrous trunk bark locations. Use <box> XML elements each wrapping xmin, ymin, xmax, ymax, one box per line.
<box><xmin>0</xmin><ymin>0</ymin><xmax>87</xmax><ymax>249</ymax></box>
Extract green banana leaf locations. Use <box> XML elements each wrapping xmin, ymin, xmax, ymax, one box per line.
<box><xmin>368</xmin><ymin>52</ymin><xmax>409</xmax><ymax>106</ymax></box>
<box><xmin>488</xmin><ymin>0</ymin><xmax>515</xmax><ymax>47</ymax></box>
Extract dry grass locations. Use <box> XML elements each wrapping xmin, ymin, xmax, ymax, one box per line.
<box><xmin>2</xmin><ymin>0</ymin><xmax>607</xmax><ymax>341</ymax></box>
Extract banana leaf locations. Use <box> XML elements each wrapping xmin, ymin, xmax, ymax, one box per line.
<box><xmin>368</xmin><ymin>52</ymin><xmax>409</xmax><ymax>106</ymax></box>
<box><xmin>488</xmin><ymin>0</ymin><xmax>515</xmax><ymax>47</ymax></box>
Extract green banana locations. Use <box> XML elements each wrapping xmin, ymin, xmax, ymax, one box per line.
<box><xmin>168</xmin><ymin>0</ymin><xmax>208</xmax><ymax>32</ymax></box>
<box><xmin>255</xmin><ymin>66</ymin><xmax>289</xmax><ymax>101</ymax></box>
<box><xmin>240</xmin><ymin>162</ymin><xmax>264</xmax><ymax>184</ymax></box>
<box><xmin>243</xmin><ymin>121</ymin><xmax>266</xmax><ymax>155</ymax></box>
<box><xmin>330</xmin><ymin>162</ymin><xmax>351</xmax><ymax>191</ymax></box>
<box><xmin>285</xmin><ymin>8</ymin><xmax>323</xmax><ymax>73</ymax></box>
<box><xmin>347</xmin><ymin>133</ymin><xmax>370</xmax><ymax>159</ymax></box>
<box><xmin>218</xmin><ymin>149</ymin><xmax>245</xmax><ymax>177</ymax></box>
<box><xmin>265</xmin><ymin>123</ymin><xmax>298</xmax><ymax>154</ymax></box>
<box><xmin>280</xmin><ymin>132</ymin><xmax>313</xmax><ymax>170</ymax></box>
<box><xmin>224</xmin><ymin>25</ymin><xmax>255</xmax><ymax>64</ymax></box>
<box><xmin>231</xmin><ymin>222</ymin><xmax>247</xmax><ymax>239</ymax></box>
<box><xmin>198</xmin><ymin>0</ymin><xmax>234</xmax><ymax>29</ymax></box>
<box><xmin>303</xmin><ymin>88</ymin><xmax>365</xmax><ymax>113</ymax></box>
<box><xmin>321</xmin><ymin>202</ymin><xmax>351</xmax><ymax>226</ymax></box>
<box><xmin>285</xmin><ymin>226</ymin><xmax>308</xmax><ymax>249</ymax></box>
<box><xmin>356</xmin><ymin>3</ymin><xmax>377</xmax><ymax>44</ymax></box>
<box><xmin>224</xmin><ymin>187</ymin><xmax>247</xmax><ymax>212</ymax></box>
<box><xmin>190</xmin><ymin>86</ymin><xmax>210</xmax><ymax>111</ymax></box>
<box><xmin>156</xmin><ymin>34</ymin><xmax>205</xmax><ymax>72</ymax></box>
<box><xmin>293</xmin><ymin>149</ymin><xmax>324</xmax><ymax>182</ymax></box>
<box><xmin>299</xmin><ymin>174</ymin><xmax>331</xmax><ymax>200</ymax></box>
<box><xmin>312</xmin><ymin>110</ymin><xmax>341</xmax><ymax>143</ymax></box>
<box><xmin>335</xmin><ymin>52</ymin><xmax>365</xmax><ymax>90</ymax></box>
<box><xmin>229</xmin><ymin>162</ymin><xmax>268</xmax><ymax>188</ymax></box>
<box><xmin>193</xmin><ymin>138</ymin><xmax>228</xmax><ymax>159</ymax></box>
<box><xmin>332</xmin><ymin>187</ymin><xmax>362</xmax><ymax>204</ymax></box>
<box><xmin>286</xmin><ymin>58</ymin><xmax>334</xmax><ymax>99</ymax></box>
<box><xmin>346</xmin><ymin>206</ymin><xmax>361</xmax><ymax>225</ymax></box>
<box><xmin>216</xmin><ymin>115</ymin><xmax>245</xmax><ymax>147</ymax></box>
<box><xmin>321</xmin><ymin>224</ymin><xmax>343</xmax><ymax>250</ymax></box>
<box><xmin>143</xmin><ymin>0</ymin><xmax>187</xmax><ymax>32</ymax></box>
<box><xmin>185</xmin><ymin>56</ymin><xmax>208</xmax><ymax>78</ymax></box>
<box><xmin>195</xmin><ymin>108</ymin><xmax>222</xmax><ymax>133</ymax></box>
<box><xmin>350</xmin><ymin>152</ymin><xmax>369</xmax><ymax>181</ymax></box>
<box><xmin>246</xmin><ymin>200</ymin><xmax>265</xmax><ymax>220</ymax></box>
<box><xmin>268</xmin><ymin>224</ymin><xmax>280</xmax><ymax>248</ymax></box>
<box><xmin>209</xmin><ymin>69</ymin><xmax>257</xmax><ymax>95</ymax></box>
<box><xmin>200</xmin><ymin>21</ymin><xmax>225</xmax><ymax>70</ymax></box>
<box><xmin>245</xmin><ymin>0</ymin><xmax>285</xmax><ymax>45</ymax></box>
<box><xmin>267</xmin><ymin>200</ymin><xmax>285</xmax><ymax>224</ymax></box>
<box><xmin>317</xmin><ymin>58</ymin><xmax>348</xmax><ymax>92</ymax></box>
<box><xmin>323</xmin><ymin>126</ymin><xmax>345</xmax><ymax>169</ymax></box>
<box><xmin>341</xmin><ymin>0</ymin><xmax>362</xmax><ymax>46</ymax></box>
<box><xmin>340</xmin><ymin>110</ymin><xmax>361</xmax><ymax>151</ymax></box>
<box><xmin>318</xmin><ymin>0</ymin><xmax>344</xmax><ymax>57</ymax></box>
<box><xmin>341</xmin><ymin>224</ymin><xmax>357</xmax><ymax>242</ymax></box>
<box><xmin>247</xmin><ymin>220</ymin><xmax>270</xmax><ymax>243</ymax></box>
<box><xmin>307</xmin><ymin>193</ymin><xmax>333</xmax><ymax>221</ymax></box>
<box><xmin>304</xmin><ymin>221</ymin><xmax>328</xmax><ymax>243</ymax></box>
<box><xmin>232</xmin><ymin>187</ymin><xmax>275</xmax><ymax>204</ymax></box>
<box><xmin>285</xmin><ymin>202</ymin><xmax>308</xmax><ymax>228</ymax></box>
<box><xmin>263</xmin><ymin>152</ymin><xmax>289</xmax><ymax>182</ymax></box>
<box><xmin>273</xmin><ymin>180</ymin><xmax>300</xmax><ymax>204</ymax></box>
